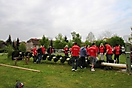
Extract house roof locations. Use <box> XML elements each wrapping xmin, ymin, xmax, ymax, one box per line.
<box><xmin>27</xmin><ymin>38</ymin><xmax>40</xmax><ymax>45</ymax></box>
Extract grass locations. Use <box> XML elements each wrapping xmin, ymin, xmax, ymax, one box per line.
<box><xmin>0</xmin><ymin>54</ymin><xmax>132</xmax><ymax>88</ymax></box>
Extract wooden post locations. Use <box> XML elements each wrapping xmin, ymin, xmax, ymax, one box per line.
<box><xmin>125</xmin><ymin>43</ymin><xmax>131</xmax><ymax>75</ymax></box>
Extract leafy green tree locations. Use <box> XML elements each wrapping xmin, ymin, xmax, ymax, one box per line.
<box><xmin>19</xmin><ymin>42</ymin><xmax>26</xmax><ymax>52</ymax></box>
<box><xmin>85</xmin><ymin>40</ymin><xmax>92</xmax><ymax>46</ymax></box>
<box><xmin>53</xmin><ymin>33</ymin><xmax>67</xmax><ymax>49</ymax></box>
<box><xmin>39</xmin><ymin>35</ymin><xmax>50</xmax><ymax>48</ymax></box>
<box><xmin>71</xmin><ymin>31</ymin><xmax>82</xmax><ymax>46</ymax></box>
<box><xmin>106</xmin><ymin>36</ymin><xmax>125</xmax><ymax>46</ymax></box>
<box><xmin>4</xmin><ymin>45</ymin><xmax>14</xmax><ymax>58</ymax></box>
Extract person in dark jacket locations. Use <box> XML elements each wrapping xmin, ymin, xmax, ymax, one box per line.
<box><xmin>37</xmin><ymin>45</ymin><xmax>43</xmax><ymax>64</ymax></box>
<box><xmin>80</xmin><ymin>44</ymin><xmax>87</xmax><ymax>69</ymax></box>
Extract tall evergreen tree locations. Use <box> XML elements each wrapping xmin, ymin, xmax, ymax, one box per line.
<box><xmin>16</xmin><ymin>38</ymin><xmax>20</xmax><ymax>50</ymax></box>
<box><xmin>6</xmin><ymin>35</ymin><xmax>12</xmax><ymax>45</ymax></box>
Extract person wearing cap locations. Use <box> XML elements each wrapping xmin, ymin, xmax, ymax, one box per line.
<box><xmin>70</xmin><ymin>42</ymin><xmax>80</xmax><ymax>71</ymax></box>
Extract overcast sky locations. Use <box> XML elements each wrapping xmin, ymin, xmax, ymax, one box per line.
<box><xmin>0</xmin><ymin>0</ymin><xmax>132</xmax><ymax>41</ymax></box>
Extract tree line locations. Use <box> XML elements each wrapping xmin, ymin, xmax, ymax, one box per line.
<box><xmin>0</xmin><ymin>31</ymin><xmax>125</xmax><ymax>58</ymax></box>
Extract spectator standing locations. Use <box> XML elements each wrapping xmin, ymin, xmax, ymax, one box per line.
<box><xmin>37</xmin><ymin>45</ymin><xmax>43</xmax><ymax>64</ymax></box>
<box><xmin>41</xmin><ymin>45</ymin><xmax>46</xmax><ymax>54</ymax></box>
<box><xmin>63</xmin><ymin>45</ymin><xmax>69</xmax><ymax>57</ymax></box>
<box><xmin>32</xmin><ymin>46</ymin><xmax>37</xmax><ymax>63</ymax></box>
<box><xmin>105</xmin><ymin>42</ymin><xmax>113</xmax><ymax>63</ymax></box>
<box><xmin>70</xmin><ymin>43</ymin><xmax>80</xmax><ymax>71</ymax></box>
<box><xmin>113</xmin><ymin>44</ymin><xmax>121</xmax><ymax>63</ymax></box>
<box><xmin>88</xmin><ymin>43</ymin><xmax>98</xmax><ymax>71</ymax></box>
<box><xmin>99</xmin><ymin>43</ymin><xmax>105</xmax><ymax>60</ymax></box>
<box><xmin>47</xmin><ymin>46</ymin><xmax>54</xmax><ymax>55</ymax></box>
<box><xmin>80</xmin><ymin>44</ymin><xmax>87</xmax><ymax>69</ymax></box>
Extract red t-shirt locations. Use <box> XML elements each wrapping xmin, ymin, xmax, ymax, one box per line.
<box><xmin>71</xmin><ymin>45</ymin><xmax>80</xmax><ymax>56</ymax></box>
<box><xmin>33</xmin><ymin>47</ymin><xmax>37</xmax><ymax>55</ymax></box>
<box><xmin>86</xmin><ymin>47</ymin><xmax>90</xmax><ymax>55</ymax></box>
<box><xmin>99</xmin><ymin>46</ymin><xmax>105</xmax><ymax>53</ymax></box>
<box><xmin>88</xmin><ymin>46</ymin><xmax>97</xmax><ymax>57</ymax></box>
<box><xmin>41</xmin><ymin>47</ymin><xmax>46</xmax><ymax>54</ymax></box>
<box><xmin>114</xmin><ymin>46</ymin><xmax>120</xmax><ymax>55</ymax></box>
<box><xmin>105</xmin><ymin>44</ymin><xmax>113</xmax><ymax>54</ymax></box>
<box><xmin>64</xmin><ymin>47</ymin><xmax>69</xmax><ymax>54</ymax></box>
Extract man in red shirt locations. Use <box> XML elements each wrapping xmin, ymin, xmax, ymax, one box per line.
<box><xmin>113</xmin><ymin>44</ymin><xmax>121</xmax><ymax>63</ymax></box>
<box><xmin>105</xmin><ymin>42</ymin><xmax>113</xmax><ymax>63</ymax></box>
<box><xmin>41</xmin><ymin>45</ymin><xmax>46</xmax><ymax>54</ymax></box>
<box><xmin>32</xmin><ymin>46</ymin><xmax>37</xmax><ymax>63</ymax></box>
<box><xmin>88</xmin><ymin>43</ymin><xmax>98</xmax><ymax>71</ymax></box>
<box><xmin>70</xmin><ymin>42</ymin><xmax>80</xmax><ymax>71</ymax></box>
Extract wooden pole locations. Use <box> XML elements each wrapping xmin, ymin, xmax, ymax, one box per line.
<box><xmin>101</xmin><ymin>62</ymin><xmax>132</xmax><ymax>69</ymax></box>
<box><xmin>0</xmin><ymin>64</ymin><xmax>40</xmax><ymax>72</ymax></box>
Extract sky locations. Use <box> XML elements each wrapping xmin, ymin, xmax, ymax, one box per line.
<box><xmin>0</xmin><ymin>0</ymin><xmax>132</xmax><ymax>42</ymax></box>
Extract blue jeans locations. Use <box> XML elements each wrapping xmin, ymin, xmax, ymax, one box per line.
<box><xmin>72</xmin><ymin>56</ymin><xmax>79</xmax><ymax>70</ymax></box>
<box><xmin>37</xmin><ymin>54</ymin><xmax>42</xmax><ymax>63</ymax></box>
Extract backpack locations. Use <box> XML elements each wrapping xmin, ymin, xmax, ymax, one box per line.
<box><xmin>15</xmin><ymin>80</ymin><xmax>24</xmax><ymax>88</ymax></box>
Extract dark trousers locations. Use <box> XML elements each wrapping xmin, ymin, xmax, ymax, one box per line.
<box><xmin>106</xmin><ymin>54</ymin><xmax>113</xmax><ymax>63</ymax></box>
<box><xmin>80</xmin><ymin>56</ymin><xmax>86</xmax><ymax>68</ymax></box>
<box><xmin>33</xmin><ymin>55</ymin><xmax>37</xmax><ymax>62</ymax></box>
<box><xmin>114</xmin><ymin>54</ymin><xmax>120</xmax><ymax>63</ymax></box>
<box><xmin>72</xmin><ymin>56</ymin><xmax>79</xmax><ymax>70</ymax></box>
<box><xmin>37</xmin><ymin>54</ymin><xmax>42</xmax><ymax>63</ymax></box>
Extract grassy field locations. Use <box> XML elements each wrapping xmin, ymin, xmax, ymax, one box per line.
<box><xmin>0</xmin><ymin>54</ymin><xmax>132</xmax><ymax>88</ymax></box>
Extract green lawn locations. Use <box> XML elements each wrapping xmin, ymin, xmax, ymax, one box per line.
<box><xmin>0</xmin><ymin>54</ymin><xmax>131</xmax><ymax>88</ymax></box>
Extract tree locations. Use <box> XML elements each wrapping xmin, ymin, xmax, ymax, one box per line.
<box><xmin>39</xmin><ymin>35</ymin><xmax>50</xmax><ymax>48</ymax></box>
<box><xmin>53</xmin><ymin>33</ymin><xmax>67</xmax><ymax>49</ymax></box>
<box><xmin>12</xmin><ymin>41</ymin><xmax>16</xmax><ymax>50</ymax></box>
<box><xmin>64</xmin><ymin>36</ymin><xmax>68</xmax><ymax>42</ymax></box>
<box><xmin>71</xmin><ymin>31</ymin><xmax>82</xmax><ymax>46</ymax></box>
<box><xmin>6</xmin><ymin>35</ymin><xmax>12</xmax><ymax>45</ymax></box>
<box><xmin>19</xmin><ymin>42</ymin><xmax>26</xmax><ymax>52</ymax></box>
<box><xmin>16</xmin><ymin>38</ymin><xmax>20</xmax><ymax>50</ymax></box>
<box><xmin>4</xmin><ymin>45</ymin><xmax>14</xmax><ymax>58</ymax></box>
<box><xmin>106</xmin><ymin>36</ymin><xmax>125</xmax><ymax>46</ymax></box>
<box><xmin>86</xmin><ymin>32</ymin><xmax>95</xmax><ymax>43</ymax></box>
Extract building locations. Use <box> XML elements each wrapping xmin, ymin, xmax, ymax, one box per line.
<box><xmin>26</xmin><ymin>38</ymin><xmax>40</xmax><ymax>50</ymax></box>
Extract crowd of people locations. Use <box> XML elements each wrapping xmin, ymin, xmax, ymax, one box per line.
<box><xmin>15</xmin><ymin>42</ymin><xmax>123</xmax><ymax>72</ymax></box>
<box><xmin>69</xmin><ymin>42</ymin><xmax>123</xmax><ymax>72</ymax></box>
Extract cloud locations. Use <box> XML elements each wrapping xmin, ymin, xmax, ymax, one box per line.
<box><xmin>0</xmin><ymin>0</ymin><xmax>132</xmax><ymax>41</ymax></box>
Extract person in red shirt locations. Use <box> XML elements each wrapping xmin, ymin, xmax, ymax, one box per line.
<box><xmin>41</xmin><ymin>45</ymin><xmax>46</xmax><ymax>54</ymax></box>
<box><xmin>63</xmin><ymin>45</ymin><xmax>69</xmax><ymax>57</ymax></box>
<box><xmin>113</xmin><ymin>44</ymin><xmax>121</xmax><ymax>63</ymax></box>
<box><xmin>32</xmin><ymin>46</ymin><xmax>37</xmax><ymax>63</ymax></box>
<box><xmin>86</xmin><ymin>45</ymin><xmax>90</xmax><ymax>55</ymax></box>
<box><xmin>99</xmin><ymin>43</ymin><xmax>105</xmax><ymax>60</ymax></box>
<box><xmin>105</xmin><ymin>42</ymin><xmax>113</xmax><ymax>63</ymax></box>
<box><xmin>88</xmin><ymin>43</ymin><xmax>98</xmax><ymax>71</ymax></box>
<box><xmin>70</xmin><ymin>42</ymin><xmax>80</xmax><ymax>71</ymax></box>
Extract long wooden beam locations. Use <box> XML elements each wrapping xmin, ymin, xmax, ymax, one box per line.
<box><xmin>101</xmin><ymin>62</ymin><xmax>132</xmax><ymax>69</ymax></box>
<box><xmin>0</xmin><ymin>64</ymin><xmax>40</xmax><ymax>72</ymax></box>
